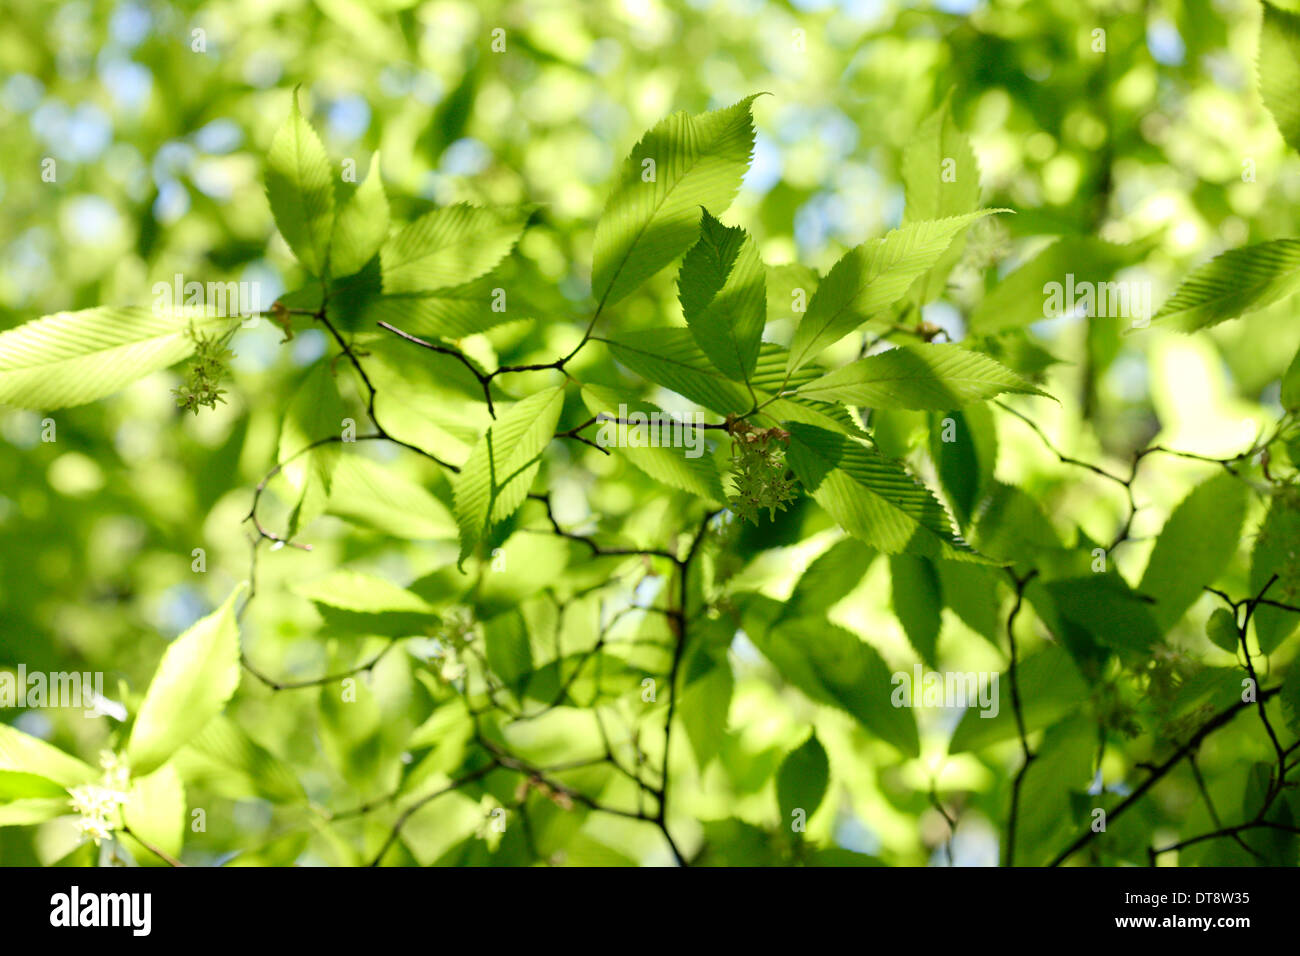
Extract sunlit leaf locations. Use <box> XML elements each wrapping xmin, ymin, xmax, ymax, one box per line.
<box><xmin>677</xmin><ymin>208</ymin><xmax>766</xmax><ymax>382</ymax></box>
<box><xmin>592</xmin><ymin>97</ymin><xmax>757</xmax><ymax>309</ymax></box>
<box><xmin>266</xmin><ymin>94</ymin><xmax>334</xmax><ymax>276</ymax></box>
<box><xmin>453</xmin><ymin>386</ymin><xmax>566</xmax><ymax>565</ymax></box>
<box><xmin>0</xmin><ymin>307</ymin><xmax>228</xmax><ymax>409</ymax></box>
<box><xmin>786</xmin><ymin>211</ymin><xmax>1000</xmax><ymax>374</ymax></box>
<box><xmin>126</xmin><ymin>585</ymin><xmax>246</xmax><ymax>777</ymax></box>
<box><xmin>1149</xmin><ymin>240</ymin><xmax>1300</xmax><ymax>332</ymax></box>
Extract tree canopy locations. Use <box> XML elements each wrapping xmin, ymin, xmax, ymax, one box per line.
<box><xmin>2</xmin><ymin>0</ymin><xmax>1300</xmax><ymax>868</ymax></box>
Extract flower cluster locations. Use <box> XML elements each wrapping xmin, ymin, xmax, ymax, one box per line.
<box><xmin>428</xmin><ymin>606</ymin><xmax>478</xmax><ymax>682</ymax></box>
<box><xmin>66</xmin><ymin>751</ymin><xmax>132</xmax><ymax>847</ymax></box>
<box><xmin>725</xmin><ymin>416</ymin><xmax>798</xmax><ymax>525</ymax></box>
<box><xmin>172</xmin><ymin>325</ymin><xmax>235</xmax><ymax>415</ymax></box>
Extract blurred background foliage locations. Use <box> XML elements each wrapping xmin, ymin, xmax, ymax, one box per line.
<box><xmin>2</xmin><ymin>0</ymin><xmax>1299</xmax><ymax>866</ymax></box>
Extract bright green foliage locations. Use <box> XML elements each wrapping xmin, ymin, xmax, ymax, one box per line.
<box><xmin>1284</xmin><ymin>344</ymin><xmax>1300</xmax><ymax>412</ymax></box>
<box><xmin>453</xmin><ymin>387</ymin><xmax>565</xmax><ymax>565</ymax></box>
<box><xmin>0</xmin><ymin>307</ymin><xmax>229</xmax><ymax>409</ymax></box>
<box><xmin>901</xmin><ymin>94</ymin><xmax>982</xmax><ymax>303</ymax></box>
<box><xmin>1261</xmin><ymin>2</ymin><xmax>1300</xmax><ymax>155</ymax></box>
<box><xmin>329</xmin><ymin>154</ymin><xmax>390</xmax><ymax>279</ymax></box>
<box><xmin>125</xmin><ymin>586</ymin><xmax>246</xmax><ymax>777</ymax></box>
<box><xmin>581</xmin><ymin>383</ymin><xmax>725</xmax><ymax>503</ymax></box>
<box><xmin>278</xmin><ymin>361</ymin><xmax>349</xmax><ymax>535</ymax></box>
<box><xmin>1206</xmin><ymin>609</ymin><xmax>1239</xmax><ymax>654</ymax></box>
<box><xmin>266</xmin><ymin>94</ymin><xmax>335</xmax><ymax>277</ymax></box>
<box><xmin>1151</xmin><ymin>240</ymin><xmax>1300</xmax><ymax>332</ymax></box>
<box><xmin>786</xmin><ymin>423</ymin><xmax>976</xmax><ymax>561</ymax></box>
<box><xmin>1251</xmin><ymin>486</ymin><xmax>1300</xmax><ymax>654</ymax></box>
<box><xmin>380</xmin><ymin>203</ymin><xmax>531</xmax><ymax>295</ymax></box>
<box><xmin>591</xmin><ymin>97</ymin><xmax>757</xmax><ymax>309</ymax></box>
<box><xmin>677</xmin><ymin>209</ymin><xmax>766</xmax><ymax>382</ymax></box>
<box><xmin>2</xmin><ymin>0</ymin><xmax>1300</xmax><ymax>871</ymax></box>
<box><xmin>785</xmin><ymin>211</ymin><xmax>1001</xmax><ymax>374</ymax></box>
<box><xmin>890</xmin><ymin>555</ymin><xmax>943</xmax><ymax>665</ymax></box>
<box><xmin>1139</xmin><ymin>474</ymin><xmax>1249</xmax><ymax>633</ymax></box>
<box><xmin>0</xmin><ymin>726</ymin><xmax>97</xmax><ymax>789</ymax></box>
<box><xmin>795</xmin><ymin>343</ymin><xmax>1050</xmax><ymax>410</ymax></box>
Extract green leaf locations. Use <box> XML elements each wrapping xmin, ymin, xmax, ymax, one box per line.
<box><xmin>979</xmin><ymin>333</ymin><xmax>1063</xmax><ymax>382</ymax></box>
<box><xmin>677</xmin><ymin>208</ymin><xmax>766</xmax><ymax>381</ymax></box>
<box><xmin>767</xmin><ymin>263</ymin><xmax>820</xmax><ymax>326</ymax></box>
<box><xmin>359</xmin><ymin>331</ymin><xmax>491</xmax><ymax>463</ymax></box>
<box><xmin>453</xmin><ymin>386</ymin><xmax>565</xmax><ymax>565</ymax></box>
<box><xmin>1015</xmin><ymin>714</ymin><xmax>1095</xmax><ymax>864</ymax></box>
<box><xmin>929</xmin><ymin>404</ymin><xmax>998</xmax><ymax>530</ymax></box>
<box><xmin>125</xmin><ymin>584</ymin><xmax>246</xmax><ymax>777</ymax></box>
<box><xmin>901</xmin><ymin>93</ymin><xmax>981</xmax><ymax>302</ymax></box>
<box><xmin>266</xmin><ymin>93</ymin><xmax>334</xmax><ymax>276</ymax></box>
<box><xmin>680</xmin><ymin>656</ymin><xmax>733</xmax><ymax>769</ymax></box>
<box><xmin>785</xmin><ymin>423</ymin><xmax>979</xmax><ymax>561</ymax></box>
<box><xmin>903</xmin><ymin>93</ymin><xmax>981</xmax><ymax>224</ymax></box>
<box><xmin>0</xmin><ymin>724</ymin><xmax>96</xmax><ymax>788</ymax></box>
<box><xmin>1031</xmin><ymin>575</ymin><xmax>1160</xmax><ymax>668</ymax></box>
<box><xmin>795</xmin><ymin>343</ymin><xmax>1051</xmax><ymax>409</ymax></box>
<box><xmin>780</xmin><ymin>538</ymin><xmax>876</xmax><ymax>622</ymax></box>
<box><xmin>173</xmin><ymin>716</ymin><xmax>305</xmax><ymax>805</ymax></box>
<box><xmin>1260</xmin><ymin>1</ymin><xmax>1300</xmax><ymax>154</ymax></box>
<box><xmin>122</xmin><ymin>764</ymin><xmax>184</xmax><ymax>866</ymax></box>
<box><xmin>365</xmin><ymin>257</ymin><xmax>545</xmax><ymax>340</ymax></box>
<box><xmin>890</xmin><ymin>555</ymin><xmax>943</xmax><ymax>665</ymax></box>
<box><xmin>948</xmin><ymin>645</ymin><xmax>1088</xmax><ymax>752</ymax></box>
<box><xmin>1282</xmin><ymin>343</ymin><xmax>1300</xmax><ymax>412</ymax></box>
<box><xmin>0</xmin><ymin>770</ymin><xmax>69</xmax><ymax>800</ymax></box>
<box><xmin>580</xmin><ymin>383</ymin><xmax>725</xmax><ymax>503</ymax></box>
<box><xmin>1138</xmin><ymin>473</ymin><xmax>1249</xmax><ymax>632</ymax></box>
<box><xmin>934</xmin><ymin>560</ymin><xmax>1003</xmax><ymax>645</ymax></box>
<box><xmin>278</xmin><ymin>361</ymin><xmax>350</xmax><ymax>536</ymax></box>
<box><xmin>326</xmin><ymin>454</ymin><xmax>457</xmax><ymax>540</ymax></box>
<box><xmin>969</xmin><ymin>481</ymin><xmax>1063</xmax><ymax>563</ymax></box>
<box><xmin>294</xmin><ymin>570</ymin><xmax>441</xmax><ymax>637</ymax></box>
<box><xmin>1250</xmin><ymin>487</ymin><xmax>1300</xmax><ymax>653</ymax></box>
<box><xmin>380</xmin><ymin>204</ymin><xmax>531</xmax><ymax>295</ymax></box>
<box><xmin>483</xmin><ymin>609</ymin><xmax>535</xmax><ymax>691</ymax></box>
<box><xmin>776</xmin><ymin>732</ymin><xmax>829</xmax><ymax>823</ymax></box>
<box><xmin>1150</xmin><ymin>240</ymin><xmax>1300</xmax><ymax>332</ymax></box>
<box><xmin>49</xmin><ymin>842</ymin><xmax>99</xmax><ymax>866</ymax></box>
<box><xmin>1207</xmin><ymin>608</ymin><xmax>1240</xmax><ymax>654</ymax></box>
<box><xmin>968</xmin><ymin>237</ymin><xmax>1142</xmax><ymax>336</ymax></box>
<box><xmin>329</xmin><ymin>152</ymin><xmax>389</xmax><ymax>278</ymax></box>
<box><xmin>591</xmin><ymin>96</ymin><xmax>757</xmax><ymax>309</ymax></box>
<box><xmin>295</xmin><ymin>570</ymin><xmax>441</xmax><ymax>615</ymax></box>
<box><xmin>1282</xmin><ymin>660</ymin><xmax>1300</xmax><ymax>733</ymax></box>
<box><xmin>0</xmin><ymin>306</ymin><xmax>228</xmax><ymax>409</ymax></box>
<box><xmin>785</xmin><ymin>211</ymin><xmax>1000</xmax><ymax>374</ymax></box>
<box><xmin>750</xmin><ymin>616</ymin><xmax>919</xmax><ymax>756</ymax></box>
<box><xmin>0</xmin><ymin>798</ymin><xmax>71</xmax><ymax>827</ymax></box>
<box><xmin>603</xmin><ymin>329</ymin><xmax>862</xmax><ymax>435</ymax></box>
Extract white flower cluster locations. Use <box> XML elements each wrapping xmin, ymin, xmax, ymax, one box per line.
<box><xmin>66</xmin><ymin>751</ymin><xmax>131</xmax><ymax>847</ymax></box>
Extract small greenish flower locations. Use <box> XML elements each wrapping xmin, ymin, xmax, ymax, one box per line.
<box><xmin>726</xmin><ymin>417</ymin><xmax>799</xmax><ymax>525</ymax></box>
<box><xmin>66</xmin><ymin>751</ymin><xmax>133</xmax><ymax>847</ymax></box>
<box><xmin>173</xmin><ymin>325</ymin><xmax>235</xmax><ymax>415</ymax></box>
